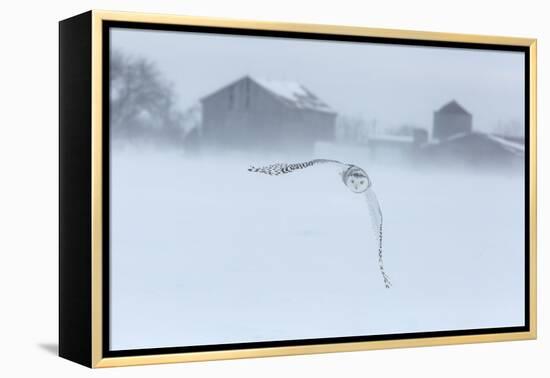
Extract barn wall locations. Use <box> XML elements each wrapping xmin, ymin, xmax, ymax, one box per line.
<box><xmin>433</xmin><ymin>111</ymin><xmax>473</xmax><ymax>140</ymax></box>
<box><xmin>202</xmin><ymin>77</ymin><xmax>289</xmax><ymax>151</ymax></box>
<box><xmin>201</xmin><ymin>77</ymin><xmax>336</xmax><ymax>153</ymax></box>
<box><xmin>281</xmin><ymin>107</ymin><xmax>335</xmax><ymax>153</ymax></box>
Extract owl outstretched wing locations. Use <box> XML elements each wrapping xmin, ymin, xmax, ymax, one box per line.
<box><xmin>248</xmin><ymin>159</ymin><xmax>345</xmax><ymax>176</ymax></box>
<box><xmin>365</xmin><ymin>188</ymin><xmax>382</xmax><ymax>236</ymax></box>
<box><xmin>365</xmin><ymin>188</ymin><xmax>391</xmax><ymax>288</ymax></box>
<box><xmin>248</xmin><ymin>159</ymin><xmax>391</xmax><ymax>288</ymax></box>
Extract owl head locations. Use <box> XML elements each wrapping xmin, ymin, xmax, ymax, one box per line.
<box><xmin>342</xmin><ymin>165</ymin><xmax>371</xmax><ymax>193</ymax></box>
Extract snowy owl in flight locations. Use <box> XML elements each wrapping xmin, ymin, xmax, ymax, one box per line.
<box><xmin>248</xmin><ymin>159</ymin><xmax>391</xmax><ymax>288</ymax></box>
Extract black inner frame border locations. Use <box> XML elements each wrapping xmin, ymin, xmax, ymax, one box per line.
<box><xmin>101</xmin><ymin>20</ymin><xmax>531</xmax><ymax>358</ymax></box>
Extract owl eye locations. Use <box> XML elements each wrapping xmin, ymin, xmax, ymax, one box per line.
<box><xmin>360</xmin><ymin>180</ymin><xmax>364</xmax><ymax>185</ymax></box>
<box><xmin>351</xmin><ymin>180</ymin><xmax>355</xmax><ymax>183</ymax></box>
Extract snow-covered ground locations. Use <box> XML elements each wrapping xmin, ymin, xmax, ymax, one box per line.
<box><xmin>109</xmin><ymin>148</ymin><xmax>525</xmax><ymax>350</ymax></box>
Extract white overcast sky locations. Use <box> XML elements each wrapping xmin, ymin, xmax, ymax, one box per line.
<box><xmin>111</xmin><ymin>27</ymin><xmax>525</xmax><ymax>132</ymax></box>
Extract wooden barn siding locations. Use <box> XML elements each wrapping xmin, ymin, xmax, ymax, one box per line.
<box><xmin>202</xmin><ymin>77</ymin><xmax>336</xmax><ymax>152</ymax></box>
<box><xmin>202</xmin><ymin>77</ymin><xmax>287</xmax><ymax>150</ymax></box>
<box><xmin>280</xmin><ymin>106</ymin><xmax>335</xmax><ymax>152</ymax></box>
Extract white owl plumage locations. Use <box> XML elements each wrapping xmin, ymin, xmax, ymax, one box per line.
<box><xmin>248</xmin><ymin>159</ymin><xmax>391</xmax><ymax>288</ymax></box>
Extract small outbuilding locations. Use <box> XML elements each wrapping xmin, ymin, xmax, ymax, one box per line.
<box><xmin>433</xmin><ymin>100</ymin><xmax>473</xmax><ymax>141</ymax></box>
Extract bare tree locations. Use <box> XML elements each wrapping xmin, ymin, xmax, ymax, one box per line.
<box><xmin>336</xmin><ymin>115</ymin><xmax>375</xmax><ymax>144</ymax></box>
<box><xmin>110</xmin><ymin>51</ymin><xmax>184</xmax><ymax>145</ymax></box>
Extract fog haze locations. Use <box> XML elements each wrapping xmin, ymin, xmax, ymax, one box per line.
<box><xmin>111</xmin><ymin>27</ymin><xmax>524</xmax><ymax>132</ymax></box>
<box><xmin>108</xmin><ymin>27</ymin><xmax>526</xmax><ymax>351</ymax></box>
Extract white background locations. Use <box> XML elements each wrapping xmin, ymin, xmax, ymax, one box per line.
<box><xmin>0</xmin><ymin>0</ymin><xmax>546</xmax><ymax>376</ymax></box>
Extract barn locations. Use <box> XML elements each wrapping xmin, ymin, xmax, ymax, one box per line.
<box><xmin>433</xmin><ymin>100</ymin><xmax>473</xmax><ymax>140</ymax></box>
<box><xmin>200</xmin><ymin>75</ymin><xmax>336</xmax><ymax>153</ymax></box>
<box><xmin>419</xmin><ymin>132</ymin><xmax>524</xmax><ymax>169</ymax></box>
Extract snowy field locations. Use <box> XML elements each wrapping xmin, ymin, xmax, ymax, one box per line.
<box><xmin>109</xmin><ymin>148</ymin><xmax>525</xmax><ymax>350</ymax></box>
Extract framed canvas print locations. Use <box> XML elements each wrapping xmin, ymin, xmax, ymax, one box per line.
<box><xmin>59</xmin><ymin>10</ymin><xmax>537</xmax><ymax>368</ymax></box>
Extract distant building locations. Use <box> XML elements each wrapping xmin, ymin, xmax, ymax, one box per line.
<box><xmin>367</xmin><ymin>128</ymin><xmax>427</xmax><ymax>163</ymax></box>
<box><xmin>200</xmin><ymin>75</ymin><xmax>336</xmax><ymax>152</ymax></box>
<box><xmin>419</xmin><ymin>132</ymin><xmax>524</xmax><ymax>169</ymax></box>
<box><xmin>412</xmin><ymin>128</ymin><xmax>429</xmax><ymax>145</ymax></box>
<box><xmin>433</xmin><ymin>100</ymin><xmax>472</xmax><ymax>140</ymax></box>
<box><xmin>425</xmin><ymin>100</ymin><xmax>523</xmax><ymax>168</ymax></box>
<box><xmin>362</xmin><ymin>99</ymin><xmax>523</xmax><ymax>170</ymax></box>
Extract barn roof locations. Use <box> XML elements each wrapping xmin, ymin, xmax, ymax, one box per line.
<box><xmin>368</xmin><ymin>134</ymin><xmax>414</xmax><ymax>144</ymax></box>
<box><xmin>486</xmin><ymin>134</ymin><xmax>524</xmax><ymax>155</ymax></box>
<box><xmin>436</xmin><ymin>100</ymin><xmax>471</xmax><ymax>115</ymax></box>
<box><xmin>200</xmin><ymin>75</ymin><xmax>335</xmax><ymax>113</ymax></box>
<box><xmin>422</xmin><ymin>131</ymin><xmax>524</xmax><ymax>156</ymax></box>
<box><xmin>249</xmin><ymin>76</ymin><xmax>334</xmax><ymax>113</ymax></box>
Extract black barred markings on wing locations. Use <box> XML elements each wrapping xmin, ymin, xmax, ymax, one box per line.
<box><xmin>248</xmin><ymin>159</ymin><xmax>343</xmax><ymax>176</ymax></box>
<box><xmin>248</xmin><ymin>159</ymin><xmax>392</xmax><ymax>289</ymax></box>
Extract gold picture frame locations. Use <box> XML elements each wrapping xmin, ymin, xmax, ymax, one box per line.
<box><xmin>59</xmin><ymin>10</ymin><xmax>537</xmax><ymax>368</ymax></box>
